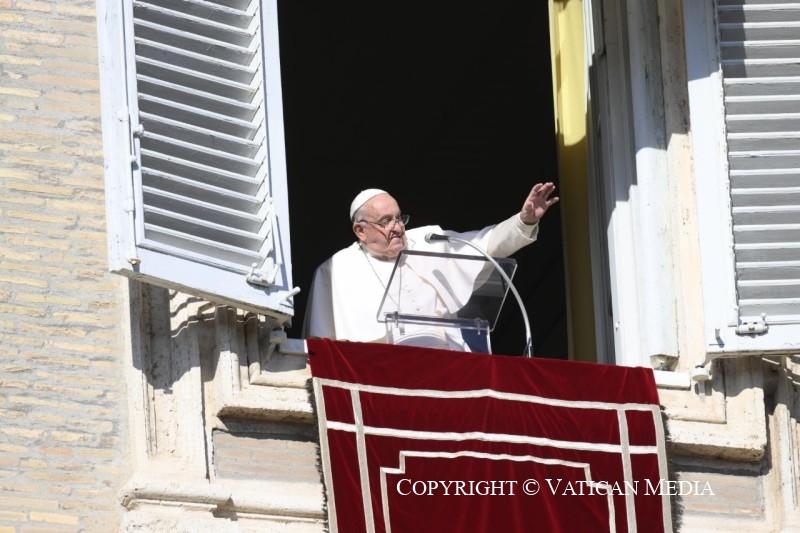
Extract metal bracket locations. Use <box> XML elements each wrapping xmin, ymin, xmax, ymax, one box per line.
<box><xmin>247</xmin><ymin>262</ymin><xmax>280</xmax><ymax>287</ymax></box>
<box><xmin>282</xmin><ymin>286</ymin><xmax>301</xmax><ymax>303</ymax></box>
<box><xmin>264</xmin><ymin>329</ymin><xmax>287</xmax><ymax>364</ymax></box>
<box><xmin>735</xmin><ymin>314</ymin><xmax>768</xmax><ymax>336</ymax></box>
<box><xmin>692</xmin><ymin>314</ymin><xmax>771</xmax><ymax>383</ymax></box>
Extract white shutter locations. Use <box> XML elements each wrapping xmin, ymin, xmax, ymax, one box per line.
<box><xmin>718</xmin><ymin>0</ymin><xmax>800</xmax><ymax>331</ymax></box>
<box><xmin>98</xmin><ymin>0</ymin><xmax>296</xmax><ymax>320</ymax></box>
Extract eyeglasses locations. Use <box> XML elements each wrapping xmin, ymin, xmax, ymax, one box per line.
<box><xmin>359</xmin><ymin>214</ymin><xmax>410</xmax><ymax>230</ymax></box>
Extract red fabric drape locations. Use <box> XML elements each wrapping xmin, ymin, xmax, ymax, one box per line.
<box><xmin>308</xmin><ymin>339</ymin><xmax>671</xmax><ymax>533</ymax></box>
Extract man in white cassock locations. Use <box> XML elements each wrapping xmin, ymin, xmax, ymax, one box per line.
<box><xmin>301</xmin><ymin>184</ymin><xmax>559</xmax><ymax>352</ymax></box>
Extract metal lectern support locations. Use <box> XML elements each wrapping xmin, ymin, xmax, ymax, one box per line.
<box><xmin>425</xmin><ymin>234</ymin><xmax>534</xmax><ymax>357</ymax></box>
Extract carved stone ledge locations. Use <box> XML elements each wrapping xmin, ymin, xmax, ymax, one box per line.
<box><xmin>120</xmin><ymin>475</ymin><xmax>324</xmax><ymax>515</ymax></box>
<box><xmin>120</xmin><ymin>475</ymin><xmax>326</xmax><ymax>532</ymax></box>
<box><xmin>215</xmin><ymin>383</ymin><xmax>314</xmax><ymax>423</ymax></box>
<box><xmin>659</xmin><ymin>357</ymin><xmax>767</xmax><ymax>461</ymax></box>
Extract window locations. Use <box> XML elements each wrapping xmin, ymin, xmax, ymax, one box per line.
<box><xmin>687</xmin><ymin>0</ymin><xmax>800</xmax><ymax>354</ymax></box>
<box><xmin>97</xmin><ymin>0</ymin><xmax>296</xmax><ymax>321</ymax></box>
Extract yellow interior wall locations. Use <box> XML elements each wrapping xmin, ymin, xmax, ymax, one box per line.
<box><xmin>548</xmin><ymin>0</ymin><xmax>596</xmax><ymax>362</ymax></box>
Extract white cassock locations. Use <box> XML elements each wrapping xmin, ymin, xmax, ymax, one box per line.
<box><xmin>301</xmin><ymin>214</ymin><xmax>539</xmax><ymax>351</ymax></box>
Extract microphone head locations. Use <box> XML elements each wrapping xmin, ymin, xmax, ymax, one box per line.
<box><xmin>425</xmin><ymin>233</ymin><xmax>449</xmax><ymax>243</ymax></box>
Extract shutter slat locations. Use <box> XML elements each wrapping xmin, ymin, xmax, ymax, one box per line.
<box><xmin>135</xmin><ymin>39</ymin><xmax>259</xmax><ymax>84</ymax></box>
<box><xmin>138</xmin><ymin>77</ymin><xmax>262</xmax><ymax>121</ymax></box>
<box><xmin>725</xmin><ymin>114</ymin><xmax>800</xmax><ymax>133</ymax></box>
<box><xmin>137</xmin><ymin>58</ymin><xmax>257</xmax><ymax>101</ymax></box>
<box><xmin>731</xmin><ymin>169</ymin><xmax>800</xmax><ymax>188</ymax></box>
<box><xmin>142</xmin><ymin>169</ymin><xmax>266</xmax><ymax>213</ymax></box>
<box><xmin>725</xmin><ymin>77</ymin><xmax>800</xmax><ymax>97</ymax></box>
<box><xmin>142</xmin><ymin>186</ymin><xmax>268</xmax><ymax>230</ymax></box>
<box><xmin>134</xmin><ymin>2</ymin><xmax>256</xmax><ymax>47</ymax></box>
<box><xmin>719</xmin><ymin>0</ymin><xmax>800</xmax><ymax>5</ymax></box>
<box><xmin>739</xmin><ymin>279</ymin><xmax>800</xmax><ymax>299</ymax></box>
<box><xmin>142</xmin><ymin>225</ymin><xmax>262</xmax><ymax>267</ymax></box>
<box><xmin>733</xmin><ymin>206</ymin><xmax>800</xmax><ymax>225</ymax></box>
<box><xmin>719</xmin><ymin>22</ymin><xmax>800</xmax><ymax>42</ymax></box>
<box><xmin>728</xmin><ymin>151</ymin><xmax>800</xmax><ymax>170</ymax></box>
<box><xmin>727</xmin><ymin>133</ymin><xmax>800</xmax><ymax>151</ymax></box>
<box><xmin>139</xmin><ymin>112</ymin><xmax>262</xmax><ymax>159</ymax></box>
<box><xmin>210</xmin><ymin>0</ymin><xmax>253</xmax><ymax>10</ymax></box>
<box><xmin>725</xmin><ymin>96</ymin><xmax>800</xmax><ymax>115</ymax></box>
<box><xmin>734</xmin><ymin>224</ymin><xmax>800</xmax><ymax>243</ymax></box>
<box><xmin>139</xmin><ymin>96</ymin><xmax>260</xmax><ymax>139</ymax></box>
<box><xmin>141</xmin><ymin>0</ymin><xmax>255</xmax><ymax>28</ymax></box>
<box><xmin>723</xmin><ymin>61</ymin><xmax>800</xmax><ymax>78</ymax></box>
<box><xmin>141</xmin><ymin>132</ymin><xmax>263</xmax><ymax>175</ymax></box>
<box><xmin>738</xmin><ymin>299</ymin><xmax>800</xmax><ymax>321</ymax></box>
<box><xmin>134</xmin><ymin>19</ymin><xmax>256</xmax><ymax>64</ymax></box>
<box><xmin>719</xmin><ymin>7</ymin><xmax>800</xmax><ymax>24</ymax></box>
<box><xmin>721</xmin><ymin>40</ymin><xmax>800</xmax><ymax>61</ymax></box>
<box><xmin>735</xmin><ymin>242</ymin><xmax>800</xmax><ymax>261</ymax></box>
<box><xmin>143</xmin><ymin>206</ymin><xmax>269</xmax><ymax>250</ymax></box>
<box><xmin>142</xmin><ymin>151</ymin><xmax>263</xmax><ymax>194</ymax></box>
<box><xmin>732</xmin><ymin>187</ymin><xmax>800</xmax><ymax>205</ymax></box>
<box><xmin>735</xmin><ymin>261</ymin><xmax>800</xmax><ymax>280</ymax></box>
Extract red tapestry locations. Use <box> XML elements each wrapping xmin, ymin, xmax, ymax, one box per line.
<box><xmin>307</xmin><ymin>338</ymin><xmax>671</xmax><ymax>533</ymax></box>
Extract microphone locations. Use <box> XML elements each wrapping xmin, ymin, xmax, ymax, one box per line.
<box><xmin>425</xmin><ymin>233</ymin><xmax>534</xmax><ymax>357</ymax></box>
<box><xmin>424</xmin><ymin>233</ymin><xmax>450</xmax><ymax>242</ymax></box>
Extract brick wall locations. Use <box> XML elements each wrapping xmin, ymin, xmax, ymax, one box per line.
<box><xmin>213</xmin><ymin>423</ymin><xmax>320</xmax><ymax>484</ymax></box>
<box><xmin>672</xmin><ymin>456</ymin><xmax>768</xmax><ymax>531</ymax></box>
<box><xmin>0</xmin><ymin>1</ymin><xmax>130</xmax><ymax>531</ymax></box>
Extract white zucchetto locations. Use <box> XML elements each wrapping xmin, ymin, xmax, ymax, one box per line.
<box><xmin>349</xmin><ymin>189</ymin><xmax>387</xmax><ymax>220</ymax></box>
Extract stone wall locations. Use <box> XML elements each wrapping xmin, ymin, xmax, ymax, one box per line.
<box><xmin>1</xmin><ymin>1</ymin><xmax>798</xmax><ymax>532</ymax></box>
<box><xmin>0</xmin><ymin>1</ymin><xmax>131</xmax><ymax>531</ymax></box>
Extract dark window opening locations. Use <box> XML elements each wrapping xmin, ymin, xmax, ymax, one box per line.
<box><xmin>278</xmin><ymin>0</ymin><xmax>568</xmax><ymax>358</ymax></box>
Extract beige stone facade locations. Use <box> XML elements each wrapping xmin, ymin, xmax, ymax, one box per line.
<box><xmin>1</xmin><ymin>1</ymin><xmax>799</xmax><ymax>532</ymax></box>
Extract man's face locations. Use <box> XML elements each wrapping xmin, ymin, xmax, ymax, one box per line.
<box><xmin>353</xmin><ymin>193</ymin><xmax>408</xmax><ymax>259</ymax></box>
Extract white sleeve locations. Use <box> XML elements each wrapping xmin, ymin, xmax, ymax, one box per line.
<box><xmin>436</xmin><ymin>214</ymin><xmax>538</xmax><ymax>258</ymax></box>
<box><xmin>486</xmin><ymin>214</ymin><xmax>539</xmax><ymax>257</ymax></box>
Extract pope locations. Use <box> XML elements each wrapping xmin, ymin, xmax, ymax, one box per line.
<box><xmin>302</xmin><ymin>183</ymin><xmax>559</xmax><ymax>351</ymax></box>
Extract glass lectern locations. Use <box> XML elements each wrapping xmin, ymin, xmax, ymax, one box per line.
<box><xmin>376</xmin><ymin>249</ymin><xmax>517</xmax><ymax>353</ymax></box>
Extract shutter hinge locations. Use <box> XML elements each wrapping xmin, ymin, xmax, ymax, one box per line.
<box><xmin>735</xmin><ymin>314</ymin><xmax>769</xmax><ymax>336</ymax></box>
<box><xmin>117</xmin><ymin>106</ymin><xmax>141</xmax><ymax>266</ymax></box>
<box><xmin>125</xmin><ymin>194</ymin><xmax>141</xmax><ymax>265</ymax></box>
<box><xmin>247</xmin><ymin>262</ymin><xmax>280</xmax><ymax>287</ymax></box>
<box><xmin>246</xmin><ymin>263</ymin><xmax>301</xmax><ymax>306</ymax></box>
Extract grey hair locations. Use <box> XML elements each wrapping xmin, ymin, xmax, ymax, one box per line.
<box><xmin>351</xmin><ymin>205</ymin><xmax>367</xmax><ymax>224</ymax></box>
